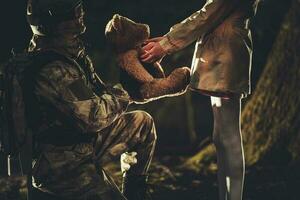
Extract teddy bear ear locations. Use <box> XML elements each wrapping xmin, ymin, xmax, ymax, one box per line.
<box><xmin>105</xmin><ymin>20</ymin><xmax>114</xmax><ymax>36</ymax></box>
<box><xmin>112</xmin><ymin>15</ymin><xmax>124</xmax><ymax>34</ymax></box>
<box><xmin>105</xmin><ymin>15</ymin><xmax>123</xmax><ymax>34</ymax></box>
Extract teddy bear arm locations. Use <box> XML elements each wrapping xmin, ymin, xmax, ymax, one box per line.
<box><xmin>138</xmin><ymin>67</ymin><xmax>190</xmax><ymax>100</ymax></box>
<box><xmin>118</xmin><ymin>50</ymin><xmax>154</xmax><ymax>83</ymax></box>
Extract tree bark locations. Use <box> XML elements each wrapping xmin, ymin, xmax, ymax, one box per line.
<box><xmin>184</xmin><ymin>0</ymin><xmax>300</xmax><ymax>172</ymax></box>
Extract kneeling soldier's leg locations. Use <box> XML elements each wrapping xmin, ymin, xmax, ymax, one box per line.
<box><xmin>95</xmin><ymin>110</ymin><xmax>157</xmax><ymax>174</ymax></box>
<box><xmin>94</xmin><ymin>111</ymin><xmax>157</xmax><ymax>200</ymax></box>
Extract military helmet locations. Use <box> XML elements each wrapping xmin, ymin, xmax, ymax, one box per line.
<box><xmin>27</xmin><ymin>0</ymin><xmax>84</xmax><ymax>35</ymax></box>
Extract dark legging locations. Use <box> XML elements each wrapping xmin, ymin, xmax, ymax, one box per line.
<box><xmin>211</xmin><ymin>96</ymin><xmax>245</xmax><ymax>200</ymax></box>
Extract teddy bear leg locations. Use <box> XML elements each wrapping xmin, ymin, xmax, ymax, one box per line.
<box><xmin>118</xmin><ymin>50</ymin><xmax>154</xmax><ymax>83</ymax></box>
<box><xmin>119</xmin><ymin>70</ymin><xmax>143</xmax><ymax>100</ymax></box>
<box><xmin>139</xmin><ymin>67</ymin><xmax>190</xmax><ymax>100</ymax></box>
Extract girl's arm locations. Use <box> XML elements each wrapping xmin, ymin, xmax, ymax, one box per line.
<box><xmin>160</xmin><ymin>0</ymin><xmax>239</xmax><ymax>54</ymax></box>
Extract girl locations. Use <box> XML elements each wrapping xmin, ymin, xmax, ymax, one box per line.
<box><xmin>141</xmin><ymin>0</ymin><xmax>260</xmax><ymax>199</ymax></box>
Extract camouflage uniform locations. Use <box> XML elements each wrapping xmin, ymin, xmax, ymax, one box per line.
<box><xmin>27</xmin><ymin>35</ymin><xmax>157</xmax><ymax>199</ymax></box>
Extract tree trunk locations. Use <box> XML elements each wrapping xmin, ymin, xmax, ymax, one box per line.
<box><xmin>184</xmin><ymin>0</ymin><xmax>300</xmax><ymax>172</ymax></box>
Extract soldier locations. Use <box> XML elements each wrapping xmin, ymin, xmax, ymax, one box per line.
<box><xmin>25</xmin><ymin>0</ymin><xmax>156</xmax><ymax>199</ymax></box>
<box><xmin>141</xmin><ymin>0</ymin><xmax>260</xmax><ymax>200</ymax></box>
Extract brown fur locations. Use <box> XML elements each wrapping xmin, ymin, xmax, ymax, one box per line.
<box><xmin>105</xmin><ymin>14</ymin><xmax>190</xmax><ymax>102</ymax></box>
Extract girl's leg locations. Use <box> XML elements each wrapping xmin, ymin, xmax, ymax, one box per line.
<box><xmin>211</xmin><ymin>96</ymin><xmax>245</xmax><ymax>200</ymax></box>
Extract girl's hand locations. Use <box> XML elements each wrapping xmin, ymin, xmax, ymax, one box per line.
<box><xmin>141</xmin><ymin>37</ymin><xmax>167</xmax><ymax>63</ymax></box>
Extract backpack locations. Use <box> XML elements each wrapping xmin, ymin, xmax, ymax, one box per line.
<box><xmin>0</xmin><ymin>50</ymin><xmax>79</xmax><ymax>176</ymax></box>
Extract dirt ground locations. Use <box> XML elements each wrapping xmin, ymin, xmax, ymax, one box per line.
<box><xmin>1</xmin><ymin>155</ymin><xmax>300</xmax><ymax>200</ymax></box>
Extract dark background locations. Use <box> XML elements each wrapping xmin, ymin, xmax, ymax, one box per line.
<box><xmin>0</xmin><ymin>0</ymin><xmax>291</xmax><ymax>154</ymax></box>
<box><xmin>0</xmin><ymin>0</ymin><xmax>298</xmax><ymax>199</ymax></box>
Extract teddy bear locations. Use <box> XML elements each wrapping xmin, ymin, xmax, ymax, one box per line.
<box><xmin>105</xmin><ymin>14</ymin><xmax>190</xmax><ymax>102</ymax></box>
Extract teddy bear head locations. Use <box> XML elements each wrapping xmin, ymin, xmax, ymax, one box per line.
<box><xmin>105</xmin><ymin>14</ymin><xmax>150</xmax><ymax>53</ymax></box>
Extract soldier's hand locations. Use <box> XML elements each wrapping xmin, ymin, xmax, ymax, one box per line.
<box><xmin>106</xmin><ymin>84</ymin><xmax>133</xmax><ymax>104</ymax></box>
<box><xmin>107</xmin><ymin>86</ymin><xmax>127</xmax><ymax>97</ymax></box>
<box><xmin>106</xmin><ymin>84</ymin><xmax>130</xmax><ymax>100</ymax></box>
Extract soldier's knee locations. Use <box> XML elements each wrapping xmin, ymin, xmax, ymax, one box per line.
<box><xmin>132</xmin><ymin>111</ymin><xmax>153</xmax><ymax>125</ymax></box>
<box><xmin>132</xmin><ymin>111</ymin><xmax>157</xmax><ymax>142</ymax></box>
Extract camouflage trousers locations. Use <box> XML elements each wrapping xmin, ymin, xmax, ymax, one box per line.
<box><xmin>32</xmin><ymin>111</ymin><xmax>157</xmax><ymax>200</ymax></box>
<box><xmin>95</xmin><ymin>111</ymin><xmax>157</xmax><ymax>174</ymax></box>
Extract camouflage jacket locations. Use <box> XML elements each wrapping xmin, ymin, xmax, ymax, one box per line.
<box><xmin>26</xmin><ymin>35</ymin><xmax>130</xmax><ymax>196</ymax></box>
<box><xmin>160</xmin><ymin>0</ymin><xmax>259</xmax><ymax>96</ymax></box>
<box><xmin>27</xmin><ymin>35</ymin><xmax>130</xmax><ymax>145</ymax></box>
